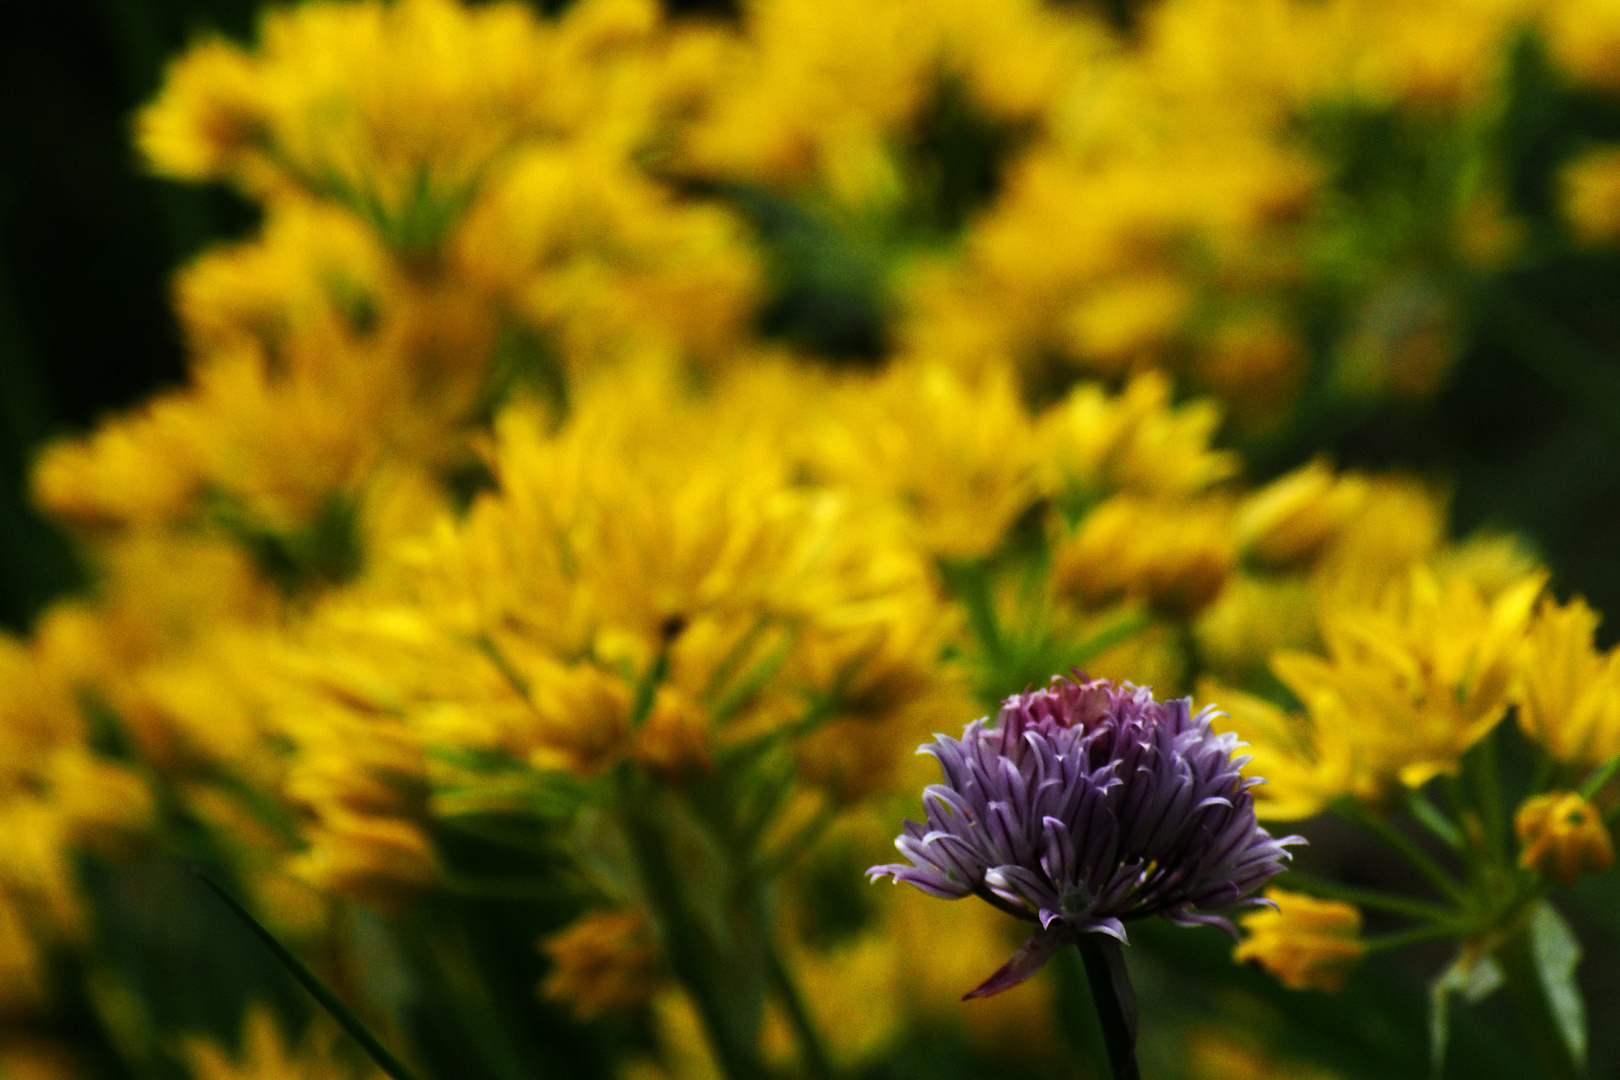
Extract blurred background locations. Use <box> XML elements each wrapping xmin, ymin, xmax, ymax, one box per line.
<box><xmin>7</xmin><ymin>2</ymin><xmax>1620</xmax><ymax>1080</ymax></box>
<box><xmin>11</xmin><ymin>0</ymin><xmax>1620</xmax><ymax>639</ymax></box>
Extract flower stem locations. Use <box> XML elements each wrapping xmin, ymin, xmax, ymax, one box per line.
<box><xmin>1469</xmin><ymin>734</ymin><xmax>1509</xmax><ymax>868</ymax></box>
<box><xmin>1076</xmin><ymin>936</ymin><xmax>1140</xmax><ymax>1080</ymax></box>
<box><xmin>1405</xmin><ymin>788</ymin><xmax>1466</xmax><ymax>851</ymax></box>
<box><xmin>621</xmin><ymin>802</ymin><xmax>768</xmax><ymax>1080</ymax></box>
<box><xmin>1338</xmin><ymin>800</ymin><xmax>1468</xmax><ymax>904</ymax></box>
<box><xmin>1280</xmin><ymin>870</ymin><xmax>1455</xmax><ymax>922</ymax></box>
<box><xmin>1361</xmin><ymin>922</ymin><xmax>1462</xmax><ymax>953</ymax></box>
<box><xmin>1495</xmin><ymin>923</ymin><xmax>1582</xmax><ymax>1080</ymax></box>
<box><xmin>194</xmin><ymin>873</ymin><xmax>424</xmax><ymax>1080</ymax></box>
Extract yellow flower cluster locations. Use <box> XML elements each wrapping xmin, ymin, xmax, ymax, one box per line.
<box><xmin>899</xmin><ymin>0</ymin><xmax>1549</xmax><ymax>416</ymax></box>
<box><xmin>244</xmin><ymin>364</ymin><xmax>957</xmax><ymax>909</ymax></box>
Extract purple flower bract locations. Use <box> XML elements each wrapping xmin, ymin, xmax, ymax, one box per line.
<box><xmin>869</xmin><ymin>674</ymin><xmax>1301</xmax><ymax>997</ymax></box>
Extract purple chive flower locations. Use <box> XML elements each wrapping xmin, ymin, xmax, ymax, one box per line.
<box><xmin>869</xmin><ymin>674</ymin><xmax>1302</xmax><ymax>998</ymax></box>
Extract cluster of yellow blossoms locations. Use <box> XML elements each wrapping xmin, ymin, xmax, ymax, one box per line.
<box><xmin>5</xmin><ymin>0</ymin><xmax>1620</xmax><ymax>1078</ymax></box>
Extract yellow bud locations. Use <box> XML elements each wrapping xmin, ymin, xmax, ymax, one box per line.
<box><xmin>1515</xmin><ymin>792</ymin><xmax>1615</xmax><ymax>886</ymax></box>
<box><xmin>541</xmin><ymin>910</ymin><xmax>661</xmax><ymax>1019</ymax></box>
<box><xmin>1234</xmin><ymin>889</ymin><xmax>1364</xmax><ymax>992</ymax></box>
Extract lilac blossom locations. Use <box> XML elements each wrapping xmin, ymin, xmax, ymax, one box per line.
<box><xmin>869</xmin><ymin>674</ymin><xmax>1302</xmax><ymax>997</ymax></box>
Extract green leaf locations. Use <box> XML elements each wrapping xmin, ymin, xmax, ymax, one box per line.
<box><xmin>1530</xmin><ymin>902</ymin><xmax>1586</xmax><ymax>1072</ymax></box>
<box><xmin>1429</xmin><ymin>951</ymin><xmax>1502</xmax><ymax>1079</ymax></box>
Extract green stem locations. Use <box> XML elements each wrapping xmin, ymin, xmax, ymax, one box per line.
<box><xmin>1076</xmin><ymin>937</ymin><xmax>1140</xmax><ymax>1080</ymax></box>
<box><xmin>765</xmin><ymin>944</ymin><xmax>835</xmax><ymax>1080</ymax></box>
<box><xmin>1338</xmin><ymin>801</ymin><xmax>1469</xmax><ymax>904</ymax></box>
<box><xmin>1280</xmin><ymin>870</ymin><xmax>1455</xmax><ymax>922</ymax></box>
<box><xmin>1362</xmin><ymin>922</ymin><xmax>1464</xmax><ymax>954</ymax></box>
<box><xmin>194</xmin><ymin>874</ymin><xmax>424</xmax><ymax>1080</ymax></box>
<box><xmin>1470</xmin><ymin>735</ymin><xmax>1509</xmax><ymax>868</ymax></box>
<box><xmin>1495</xmin><ymin>924</ymin><xmax>1582</xmax><ymax>1080</ymax></box>
<box><xmin>1579</xmin><ymin>753</ymin><xmax>1620</xmax><ymax>800</ymax></box>
<box><xmin>948</xmin><ymin>559</ymin><xmax>1003</xmax><ymax>662</ymax></box>
<box><xmin>621</xmin><ymin>802</ymin><xmax>767</xmax><ymax>1080</ymax></box>
<box><xmin>1406</xmin><ymin>789</ymin><xmax>1467</xmax><ymax>851</ymax></box>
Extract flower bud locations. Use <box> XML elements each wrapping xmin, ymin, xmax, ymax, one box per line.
<box><xmin>1515</xmin><ymin>792</ymin><xmax>1615</xmax><ymax>885</ymax></box>
<box><xmin>541</xmin><ymin>910</ymin><xmax>660</xmax><ymax>1018</ymax></box>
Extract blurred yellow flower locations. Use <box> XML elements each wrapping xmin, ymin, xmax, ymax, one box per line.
<box><xmin>1054</xmin><ymin>496</ymin><xmax>1235</xmax><ymax>617</ymax></box>
<box><xmin>1203</xmin><ymin>679</ymin><xmax>1357</xmax><ymax>821</ymax></box>
<box><xmin>187</xmin><ymin>1007</ymin><xmax>372</xmax><ymax>1080</ymax></box>
<box><xmin>542</xmin><ymin>910</ymin><xmax>662</xmax><ymax>1018</ymax></box>
<box><xmin>1035</xmin><ymin>371</ymin><xmax>1238</xmax><ymax>501</ymax></box>
<box><xmin>1236</xmin><ymin>460</ymin><xmax>1368</xmax><ymax>571</ymax></box>
<box><xmin>1196</xmin><ymin>576</ymin><xmax>1319</xmax><ymax>683</ymax></box>
<box><xmin>1541</xmin><ymin>0</ymin><xmax>1620</xmax><ymax>94</ymax></box>
<box><xmin>1274</xmin><ymin>567</ymin><xmax>1543</xmax><ymax>792</ymax></box>
<box><xmin>1518</xmin><ymin>595</ymin><xmax>1620</xmax><ymax>769</ymax></box>
<box><xmin>1235</xmin><ymin>888</ymin><xmax>1365</xmax><ymax>992</ymax></box>
<box><xmin>806</xmin><ymin>361</ymin><xmax>1036</xmax><ymax>561</ymax></box>
<box><xmin>1561</xmin><ymin>146</ymin><xmax>1620</xmax><ymax>247</ymax></box>
<box><xmin>1185</xmin><ymin>1028</ymin><xmax>1341</xmax><ymax>1080</ymax></box>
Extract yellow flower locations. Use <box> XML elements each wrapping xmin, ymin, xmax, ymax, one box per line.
<box><xmin>1236</xmin><ymin>460</ymin><xmax>1368</xmax><ymax>570</ymax></box>
<box><xmin>1542</xmin><ymin>0</ymin><xmax>1620</xmax><ymax>94</ymax></box>
<box><xmin>1518</xmin><ymin>595</ymin><xmax>1620</xmax><ymax>768</ymax></box>
<box><xmin>1274</xmin><ymin>567</ymin><xmax>1543</xmax><ymax>792</ymax></box>
<box><xmin>1202</xmin><ymin>678</ymin><xmax>1356</xmax><ymax>820</ymax></box>
<box><xmin>1060</xmin><ymin>274</ymin><xmax>1193</xmax><ymax>372</ymax></box>
<box><xmin>1184</xmin><ymin>1028</ymin><xmax>1341</xmax><ymax>1080</ymax></box>
<box><xmin>187</xmin><ymin>1007</ymin><xmax>367</xmax><ymax>1080</ymax></box>
<box><xmin>1194</xmin><ymin>313</ymin><xmax>1305</xmax><ymax>427</ymax></box>
<box><xmin>0</xmin><ymin>893</ymin><xmax>49</xmax><ymax>1014</ymax></box>
<box><xmin>453</xmin><ymin>145</ymin><xmax>760</xmax><ymax>375</ymax></box>
<box><xmin>143</xmin><ymin>0</ymin><xmax>556</xmax><ymax>220</ymax></box>
<box><xmin>284</xmin><ymin>806</ymin><xmax>437</xmax><ymax>914</ymax></box>
<box><xmin>1195</xmin><ymin>575</ymin><xmax>1318</xmax><ymax>682</ymax></box>
<box><xmin>137</xmin><ymin>38</ymin><xmax>267</xmax><ymax>182</ymax></box>
<box><xmin>1561</xmin><ymin>146</ymin><xmax>1620</xmax><ymax>247</ymax></box>
<box><xmin>30</xmin><ymin>395</ymin><xmax>208</xmax><ymax>532</ymax></box>
<box><xmin>1515</xmin><ymin>792</ymin><xmax>1615</xmax><ymax>885</ymax></box>
<box><xmin>1308</xmin><ymin>476</ymin><xmax>1446</xmax><ymax>607</ymax></box>
<box><xmin>541</xmin><ymin>910</ymin><xmax>662</xmax><ymax>1018</ymax></box>
<box><xmin>1053</xmin><ymin>496</ymin><xmax>1235</xmax><ymax>617</ymax></box>
<box><xmin>1234</xmin><ymin>888</ymin><xmax>1365</xmax><ymax>992</ymax></box>
<box><xmin>253</xmin><ymin>361</ymin><xmax>950</xmax><ymax>907</ymax></box>
<box><xmin>806</xmin><ymin>361</ymin><xmax>1037</xmax><ymax>561</ymax></box>
<box><xmin>1035</xmin><ymin>371</ymin><xmax>1239</xmax><ymax>501</ymax></box>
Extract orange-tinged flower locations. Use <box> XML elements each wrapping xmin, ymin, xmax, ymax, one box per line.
<box><xmin>1515</xmin><ymin>792</ymin><xmax>1615</xmax><ymax>886</ymax></box>
<box><xmin>542</xmin><ymin>910</ymin><xmax>662</xmax><ymax>1018</ymax></box>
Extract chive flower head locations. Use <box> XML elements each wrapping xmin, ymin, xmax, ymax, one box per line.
<box><xmin>870</xmin><ymin>674</ymin><xmax>1301</xmax><ymax>996</ymax></box>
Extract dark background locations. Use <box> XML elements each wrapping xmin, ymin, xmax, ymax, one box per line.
<box><xmin>0</xmin><ymin>0</ymin><xmax>263</xmax><ymax>627</ymax></box>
